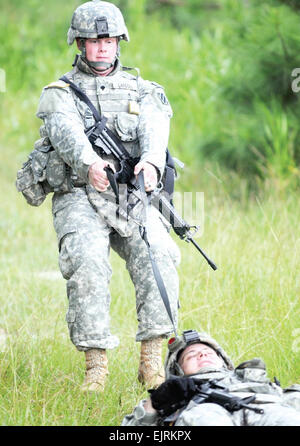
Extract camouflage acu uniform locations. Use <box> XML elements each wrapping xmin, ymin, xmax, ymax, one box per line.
<box><xmin>122</xmin><ymin>331</ymin><xmax>300</xmax><ymax>426</ymax></box>
<box><xmin>36</xmin><ymin>55</ymin><xmax>180</xmax><ymax>351</ymax></box>
<box><xmin>122</xmin><ymin>360</ymin><xmax>300</xmax><ymax>426</ymax></box>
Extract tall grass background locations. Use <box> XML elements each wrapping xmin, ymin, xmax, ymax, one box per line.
<box><xmin>0</xmin><ymin>0</ymin><xmax>299</xmax><ymax>425</ymax></box>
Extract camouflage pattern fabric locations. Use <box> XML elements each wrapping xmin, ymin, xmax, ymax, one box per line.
<box><xmin>173</xmin><ymin>400</ymin><xmax>300</xmax><ymax>426</ymax></box>
<box><xmin>67</xmin><ymin>0</ymin><xmax>130</xmax><ymax>45</ymax></box>
<box><xmin>122</xmin><ymin>365</ymin><xmax>300</xmax><ymax>426</ymax></box>
<box><xmin>36</xmin><ymin>56</ymin><xmax>180</xmax><ymax>351</ymax></box>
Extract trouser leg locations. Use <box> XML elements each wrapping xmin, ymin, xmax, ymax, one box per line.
<box><xmin>54</xmin><ymin>198</ymin><xmax>119</xmax><ymax>351</ymax></box>
<box><xmin>110</xmin><ymin>207</ymin><xmax>181</xmax><ymax>341</ymax></box>
<box><xmin>111</xmin><ymin>207</ymin><xmax>180</xmax><ymax>388</ymax></box>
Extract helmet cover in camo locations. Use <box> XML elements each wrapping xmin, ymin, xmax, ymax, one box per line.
<box><xmin>164</xmin><ymin>329</ymin><xmax>234</xmax><ymax>378</ymax></box>
<box><xmin>67</xmin><ymin>0</ymin><xmax>129</xmax><ymax>46</ymax></box>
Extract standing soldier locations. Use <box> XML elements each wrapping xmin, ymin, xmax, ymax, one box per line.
<box><xmin>36</xmin><ymin>1</ymin><xmax>180</xmax><ymax>391</ymax></box>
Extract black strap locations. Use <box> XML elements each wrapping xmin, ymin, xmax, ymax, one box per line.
<box><xmin>60</xmin><ymin>76</ymin><xmax>102</xmax><ymax>123</ymax></box>
<box><xmin>104</xmin><ymin>166</ymin><xmax>119</xmax><ymax>202</ymax></box>
<box><xmin>137</xmin><ymin>172</ymin><xmax>177</xmax><ymax>336</ymax></box>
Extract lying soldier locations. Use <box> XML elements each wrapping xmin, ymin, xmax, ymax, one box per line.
<box><xmin>122</xmin><ymin>329</ymin><xmax>300</xmax><ymax>426</ymax></box>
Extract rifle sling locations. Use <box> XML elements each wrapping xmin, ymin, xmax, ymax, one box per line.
<box><xmin>137</xmin><ymin>172</ymin><xmax>177</xmax><ymax>336</ymax></box>
<box><xmin>60</xmin><ymin>76</ymin><xmax>102</xmax><ymax>122</ymax></box>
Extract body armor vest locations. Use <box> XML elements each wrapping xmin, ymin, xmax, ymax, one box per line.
<box><xmin>67</xmin><ymin>57</ymin><xmax>141</xmax><ymax>160</ymax></box>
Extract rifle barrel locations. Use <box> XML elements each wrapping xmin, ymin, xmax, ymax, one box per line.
<box><xmin>151</xmin><ymin>194</ymin><xmax>217</xmax><ymax>271</ymax></box>
<box><xmin>189</xmin><ymin>237</ymin><xmax>217</xmax><ymax>271</ymax></box>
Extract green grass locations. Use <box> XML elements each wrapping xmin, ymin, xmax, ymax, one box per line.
<box><xmin>1</xmin><ymin>0</ymin><xmax>300</xmax><ymax>426</ymax></box>
<box><xmin>1</xmin><ymin>145</ymin><xmax>299</xmax><ymax>425</ymax></box>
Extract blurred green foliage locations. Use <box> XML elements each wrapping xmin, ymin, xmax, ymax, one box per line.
<box><xmin>1</xmin><ymin>2</ymin><xmax>300</xmax><ymax>425</ymax></box>
<box><xmin>1</xmin><ymin>0</ymin><xmax>300</xmax><ymax>189</ymax></box>
<box><xmin>144</xmin><ymin>0</ymin><xmax>300</xmax><ymax>185</ymax></box>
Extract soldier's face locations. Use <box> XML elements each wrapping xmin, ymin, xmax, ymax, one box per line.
<box><xmin>84</xmin><ymin>37</ymin><xmax>118</xmax><ymax>65</ymax></box>
<box><xmin>179</xmin><ymin>343</ymin><xmax>224</xmax><ymax>375</ymax></box>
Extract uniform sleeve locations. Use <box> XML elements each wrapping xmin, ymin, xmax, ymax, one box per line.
<box><xmin>36</xmin><ymin>85</ymin><xmax>100</xmax><ymax>182</ymax></box>
<box><xmin>121</xmin><ymin>399</ymin><xmax>159</xmax><ymax>426</ymax></box>
<box><xmin>137</xmin><ymin>79</ymin><xmax>173</xmax><ymax>178</ymax></box>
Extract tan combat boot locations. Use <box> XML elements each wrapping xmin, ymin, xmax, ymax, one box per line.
<box><xmin>81</xmin><ymin>348</ymin><xmax>108</xmax><ymax>392</ymax></box>
<box><xmin>138</xmin><ymin>337</ymin><xmax>165</xmax><ymax>389</ymax></box>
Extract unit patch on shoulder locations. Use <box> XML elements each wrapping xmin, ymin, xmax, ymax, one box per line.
<box><xmin>45</xmin><ymin>80</ymin><xmax>70</xmax><ymax>89</ymax></box>
<box><xmin>150</xmin><ymin>85</ymin><xmax>173</xmax><ymax>117</ymax></box>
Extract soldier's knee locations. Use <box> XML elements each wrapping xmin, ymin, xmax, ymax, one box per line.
<box><xmin>147</xmin><ymin>228</ymin><xmax>181</xmax><ymax>267</ymax></box>
<box><xmin>59</xmin><ymin>230</ymin><xmax>112</xmax><ymax>280</ymax></box>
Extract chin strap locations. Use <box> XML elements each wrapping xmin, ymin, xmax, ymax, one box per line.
<box><xmin>86</xmin><ymin>60</ymin><xmax>115</xmax><ymax>73</ymax></box>
<box><xmin>78</xmin><ymin>38</ymin><xmax>119</xmax><ymax>73</ymax></box>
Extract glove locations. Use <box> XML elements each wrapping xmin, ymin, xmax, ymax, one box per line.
<box><xmin>149</xmin><ymin>376</ymin><xmax>198</xmax><ymax>417</ymax></box>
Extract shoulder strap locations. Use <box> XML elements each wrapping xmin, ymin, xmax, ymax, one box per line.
<box><xmin>137</xmin><ymin>172</ymin><xmax>177</xmax><ymax>337</ymax></box>
<box><xmin>59</xmin><ymin>75</ymin><xmax>102</xmax><ymax>123</ymax></box>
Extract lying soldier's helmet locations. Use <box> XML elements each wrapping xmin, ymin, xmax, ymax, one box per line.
<box><xmin>165</xmin><ymin>329</ymin><xmax>234</xmax><ymax>378</ymax></box>
<box><xmin>67</xmin><ymin>0</ymin><xmax>129</xmax><ymax>46</ymax></box>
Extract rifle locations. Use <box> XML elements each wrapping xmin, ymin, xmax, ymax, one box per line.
<box><xmin>192</xmin><ymin>381</ymin><xmax>264</xmax><ymax>414</ymax></box>
<box><xmin>60</xmin><ymin>75</ymin><xmax>217</xmax><ymax>271</ymax></box>
<box><xmin>85</xmin><ymin>119</ymin><xmax>217</xmax><ymax>271</ymax></box>
<box><xmin>149</xmin><ymin>378</ymin><xmax>264</xmax><ymax>424</ymax></box>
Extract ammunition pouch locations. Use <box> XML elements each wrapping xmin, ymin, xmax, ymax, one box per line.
<box><xmin>16</xmin><ymin>136</ymin><xmax>74</xmax><ymax>207</ymax></box>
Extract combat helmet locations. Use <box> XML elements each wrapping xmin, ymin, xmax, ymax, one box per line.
<box><xmin>165</xmin><ymin>329</ymin><xmax>234</xmax><ymax>379</ymax></box>
<box><xmin>67</xmin><ymin>1</ymin><xmax>129</xmax><ymax>71</ymax></box>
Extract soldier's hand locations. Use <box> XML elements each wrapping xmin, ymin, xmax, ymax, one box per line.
<box><xmin>88</xmin><ymin>159</ymin><xmax>115</xmax><ymax>192</ymax></box>
<box><xmin>134</xmin><ymin>161</ymin><xmax>158</xmax><ymax>192</ymax></box>
<box><xmin>149</xmin><ymin>376</ymin><xmax>198</xmax><ymax>417</ymax></box>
